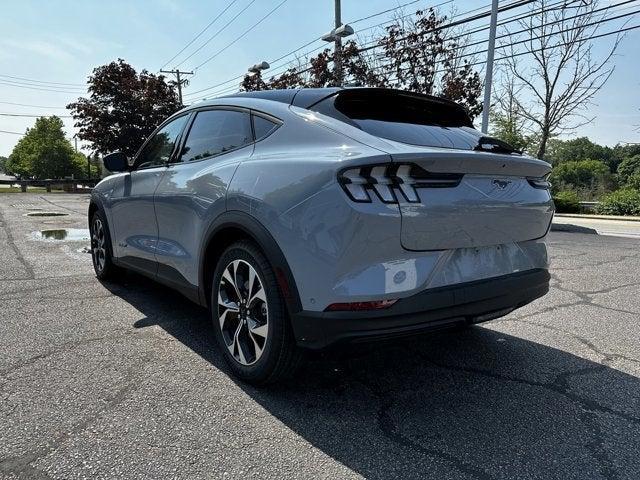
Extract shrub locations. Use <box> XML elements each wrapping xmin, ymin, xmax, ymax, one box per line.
<box><xmin>595</xmin><ymin>189</ymin><xmax>640</xmax><ymax>216</ymax></box>
<box><xmin>617</xmin><ymin>155</ymin><xmax>640</xmax><ymax>183</ymax></box>
<box><xmin>553</xmin><ymin>190</ymin><xmax>581</xmax><ymax>213</ymax></box>
<box><xmin>550</xmin><ymin>159</ymin><xmax>613</xmax><ymax>199</ymax></box>
<box><xmin>626</xmin><ymin>173</ymin><xmax>640</xmax><ymax>191</ymax></box>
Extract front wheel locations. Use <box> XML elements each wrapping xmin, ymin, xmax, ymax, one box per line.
<box><xmin>212</xmin><ymin>240</ymin><xmax>301</xmax><ymax>384</ymax></box>
<box><xmin>90</xmin><ymin>210</ymin><xmax>122</xmax><ymax>281</ymax></box>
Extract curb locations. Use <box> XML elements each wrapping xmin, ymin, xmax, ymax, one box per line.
<box><xmin>554</xmin><ymin>213</ymin><xmax>640</xmax><ymax>222</ymax></box>
<box><xmin>550</xmin><ymin>223</ymin><xmax>598</xmax><ymax>234</ymax></box>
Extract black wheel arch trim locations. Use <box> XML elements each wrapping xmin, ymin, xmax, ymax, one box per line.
<box><xmin>198</xmin><ymin>211</ymin><xmax>303</xmax><ymax>315</ymax></box>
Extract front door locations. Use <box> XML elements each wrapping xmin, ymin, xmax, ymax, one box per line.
<box><xmin>110</xmin><ymin>114</ymin><xmax>189</xmax><ymax>274</ymax></box>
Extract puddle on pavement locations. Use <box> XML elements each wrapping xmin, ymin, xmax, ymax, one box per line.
<box><xmin>25</xmin><ymin>211</ymin><xmax>68</xmax><ymax>217</ymax></box>
<box><xmin>31</xmin><ymin>228</ymin><xmax>90</xmax><ymax>242</ymax></box>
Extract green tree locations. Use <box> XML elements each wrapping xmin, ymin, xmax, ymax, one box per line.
<box><xmin>545</xmin><ymin>138</ymin><xmax>614</xmax><ymax>169</ymax></box>
<box><xmin>68</xmin><ymin>59</ymin><xmax>182</xmax><ymax>158</ymax></box>
<box><xmin>550</xmin><ymin>159</ymin><xmax>613</xmax><ymax>199</ymax></box>
<box><xmin>5</xmin><ymin>117</ymin><xmax>83</xmax><ymax>179</ymax></box>
<box><xmin>617</xmin><ymin>155</ymin><xmax>640</xmax><ymax>183</ymax></box>
<box><xmin>0</xmin><ymin>156</ymin><xmax>7</xmax><ymax>173</ymax></box>
<box><xmin>490</xmin><ymin>111</ymin><xmax>535</xmax><ymax>153</ymax></box>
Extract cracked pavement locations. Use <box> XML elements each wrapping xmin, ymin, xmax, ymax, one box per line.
<box><xmin>0</xmin><ymin>193</ymin><xmax>639</xmax><ymax>480</ymax></box>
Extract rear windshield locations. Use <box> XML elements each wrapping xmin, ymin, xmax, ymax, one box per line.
<box><xmin>310</xmin><ymin>90</ymin><xmax>483</xmax><ymax>150</ymax></box>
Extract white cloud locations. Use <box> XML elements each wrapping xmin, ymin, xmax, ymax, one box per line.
<box><xmin>1</xmin><ymin>38</ymin><xmax>77</xmax><ymax>62</ymax></box>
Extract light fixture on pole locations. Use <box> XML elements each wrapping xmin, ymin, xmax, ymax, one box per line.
<box><xmin>248</xmin><ymin>61</ymin><xmax>270</xmax><ymax>74</ymax></box>
<box><xmin>321</xmin><ymin>24</ymin><xmax>354</xmax><ymax>42</ymax></box>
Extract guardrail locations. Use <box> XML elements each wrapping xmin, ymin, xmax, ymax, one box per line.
<box><xmin>0</xmin><ymin>178</ymin><xmax>99</xmax><ymax>192</ymax></box>
<box><xmin>579</xmin><ymin>201</ymin><xmax>600</xmax><ymax>212</ymax></box>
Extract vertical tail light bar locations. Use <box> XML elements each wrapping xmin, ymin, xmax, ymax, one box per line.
<box><xmin>338</xmin><ymin>163</ymin><xmax>462</xmax><ymax>204</ymax></box>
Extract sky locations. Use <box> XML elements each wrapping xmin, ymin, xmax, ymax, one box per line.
<box><xmin>0</xmin><ymin>0</ymin><xmax>639</xmax><ymax>157</ymax></box>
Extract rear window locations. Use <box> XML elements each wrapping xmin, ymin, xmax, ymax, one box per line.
<box><xmin>310</xmin><ymin>90</ymin><xmax>482</xmax><ymax>150</ymax></box>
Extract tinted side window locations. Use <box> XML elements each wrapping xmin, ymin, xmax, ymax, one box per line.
<box><xmin>135</xmin><ymin>115</ymin><xmax>188</xmax><ymax>169</ymax></box>
<box><xmin>180</xmin><ymin>110</ymin><xmax>252</xmax><ymax>163</ymax></box>
<box><xmin>253</xmin><ymin>115</ymin><xmax>278</xmax><ymax>140</ymax></box>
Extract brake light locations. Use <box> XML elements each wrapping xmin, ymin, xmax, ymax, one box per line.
<box><xmin>338</xmin><ymin>163</ymin><xmax>462</xmax><ymax>204</ymax></box>
<box><xmin>527</xmin><ymin>174</ymin><xmax>551</xmax><ymax>190</ymax></box>
<box><xmin>325</xmin><ymin>299</ymin><xmax>398</xmax><ymax>311</ymax></box>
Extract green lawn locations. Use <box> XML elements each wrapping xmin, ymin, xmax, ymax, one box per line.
<box><xmin>0</xmin><ymin>187</ymin><xmax>65</xmax><ymax>193</ymax></box>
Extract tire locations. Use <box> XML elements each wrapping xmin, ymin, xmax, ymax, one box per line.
<box><xmin>90</xmin><ymin>209</ymin><xmax>122</xmax><ymax>281</ymax></box>
<box><xmin>211</xmin><ymin>240</ymin><xmax>302</xmax><ymax>384</ymax></box>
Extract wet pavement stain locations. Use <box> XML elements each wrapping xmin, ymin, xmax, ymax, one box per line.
<box><xmin>31</xmin><ymin>228</ymin><xmax>90</xmax><ymax>241</ymax></box>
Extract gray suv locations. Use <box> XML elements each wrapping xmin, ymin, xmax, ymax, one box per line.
<box><xmin>90</xmin><ymin>87</ymin><xmax>553</xmax><ymax>384</ymax></box>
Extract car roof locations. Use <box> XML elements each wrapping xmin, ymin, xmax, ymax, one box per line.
<box><xmin>221</xmin><ymin>87</ymin><xmax>341</xmax><ymax>108</ymax></box>
<box><xmin>189</xmin><ymin>87</ymin><xmax>465</xmax><ymax>112</ymax></box>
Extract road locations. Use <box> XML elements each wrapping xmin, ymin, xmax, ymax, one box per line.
<box><xmin>1</xmin><ymin>193</ymin><xmax>639</xmax><ymax>480</ymax></box>
<box><xmin>553</xmin><ymin>214</ymin><xmax>640</xmax><ymax>239</ymax></box>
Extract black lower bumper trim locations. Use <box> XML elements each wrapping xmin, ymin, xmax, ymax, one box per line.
<box><xmin>291</xmin><ymin>269</ymin><xmax>550</xmax><ymax>349</ymax></box>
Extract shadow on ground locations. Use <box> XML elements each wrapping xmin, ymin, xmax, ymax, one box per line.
<box><xmin>105</xmin><ymin>273</ymin><xmax>640</xmax><ymax>480</ymax></box>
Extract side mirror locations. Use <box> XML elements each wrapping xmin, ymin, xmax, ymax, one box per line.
<box><xmin>103</xmin><ymin>151</ymin><xmax>129</xmax><ymax>172</ymax></box>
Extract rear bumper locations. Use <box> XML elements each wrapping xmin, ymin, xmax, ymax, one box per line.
<box><xmin>291</xmin><ymin>268</ymin><xmax>550</xmax><ymax>349</ymax></box>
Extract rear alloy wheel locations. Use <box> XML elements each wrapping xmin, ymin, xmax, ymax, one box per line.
<box><xmin>212</xmin><ymin>241</ymin><xmax>301</xmax><ymax>384</ymax></box>
<box><xmin>218</xmin><ymin>259</ymin><xmax>269</xmax><ymax>365</ymax></box>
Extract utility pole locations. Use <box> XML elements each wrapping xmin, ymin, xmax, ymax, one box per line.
<box><xmin>481</xmin><ymin>0</ymin><xmax>499</xmax><ymax>134</ymax></box>
<box><xmin>160</xmin><ymin>69</ymin><xmax>194</xmax><ymax>104</ymax></box>
<box><xmin>321</xmin><ymin>0</ymin><xmax>353</xmax><ymax>86</ymax></box>
<box><xmin>334</xmin><ymin>0</ymin><xmax>343</xmax><ymax>86</ymax></box>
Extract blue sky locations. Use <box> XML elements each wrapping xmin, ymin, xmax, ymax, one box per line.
<box><xmin>0</xmin><ymin>0</ymin><xmax>638</xmax><ymax>157</ymax></box>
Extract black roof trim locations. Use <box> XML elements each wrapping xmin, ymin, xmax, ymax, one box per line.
<box><xmin>222</xmin><ymin>87</ymin><xmax>468</xmax><ymax>113</ymax></box>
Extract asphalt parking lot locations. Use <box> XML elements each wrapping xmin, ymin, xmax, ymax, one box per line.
<box><xmin>1</xmin><ymin>193</ymin><xmax>639</xmax><ymax>480</ymax></box>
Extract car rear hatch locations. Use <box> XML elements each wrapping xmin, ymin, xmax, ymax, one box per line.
<box><xmin>311</xmin><ymin>88</ymin><xmax>554</xmax><ymax>251</ymax></box>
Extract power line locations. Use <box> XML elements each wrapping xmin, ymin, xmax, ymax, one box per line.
<box><xmin>365</xmin><ymin>0</ymin><xmax>638</xmax><ymax>67</ymax></box>
<box><xmin>0</xmin><ymin>101</ymin><xmax>67</xmax><ymax>109</ymax></box>
<box><xmin>174</xmin><ymin>0</ymin><xmax>258</xmax><ymax>69</ymax></box>
<box><xmin>192</xmin><ymin>5</ymin><xmax>638</xmax><ymax>101</ymax></box>
<box><xmin>0</xmin><ymin>74</ymin><xmax>85</xmax><ymax>87</ymax></box>
<box><xmin>0</xmin><ymin>81</ymin><xmax>85</xmax><ymax>94</ymax></box>
<box><xmin>350</xmin><ymin>0</ymin><xmax>453</xmax><ymax>25</ymax></box>
<box><xmin>0</xmin><ymin>129</ymin><xmax>25</xmax><ymax>136</ymax></box>
<box><xmin>376</xmin><ymin>20</ymin><xmax>640</xmax><ymax>79</ymax></box>
<box><xmin>357</xmin><ymin>0</ymin><xmax>538</xmax><ymax>54</ymax></box>
<box><xmin>0</xmin><ymin>112</ymin><xmax>72</xmax><ymax>118</ymax></box>
<box><xmin>159</xmin><ymin>0</ymin><xmax>241</xmax><ymax>70</ymax></box>
<box><xmin>184</xmin><ymin>0</ymin><xmax>486</xmax><ymax>99</ymax></box>
<box><xmin>193</xmin><ymin>0</ymin><xmax>290</xmax><ymax>70</ymax></box>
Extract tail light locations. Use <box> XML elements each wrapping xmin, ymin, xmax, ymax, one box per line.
<box><xmin>527</xmin><ymin>174</ymin><xmax>551</xmax><ymax>190</ymax></box>
<box><xmin>338</xmin><ymin>163</ymin><xmax>462</xmax><ymax>204</ymax></box>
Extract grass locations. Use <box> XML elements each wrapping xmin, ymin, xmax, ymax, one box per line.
<box><xmin>0</xmin><ymin>187</ymin><xmax>66</xmax><ymax>193</ymax></box>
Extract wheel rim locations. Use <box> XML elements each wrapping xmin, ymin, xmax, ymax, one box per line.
<box><xmin>91</xmin><ymin>218</ymin><xmax>106</xmax><ymax>273</ymax></box>
<box><xmin>218</xmin><ymin>259</ymin><xmax>269</xmax><ymax>366</ymax></box>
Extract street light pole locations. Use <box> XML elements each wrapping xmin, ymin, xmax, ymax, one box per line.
<box><xmin>334</xmin><ymin>0</ymin><xmax>343</xmax><ymax>86</ymax></box>
<box><xmin>321</xmin><ymin>1</ymin><xmax>353</xmax><ymax>86</ymax></box>
<box><xmin>481</xmin><ymin>0</ymin><xmax>499</xmax><ymax>134</ymax></box>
